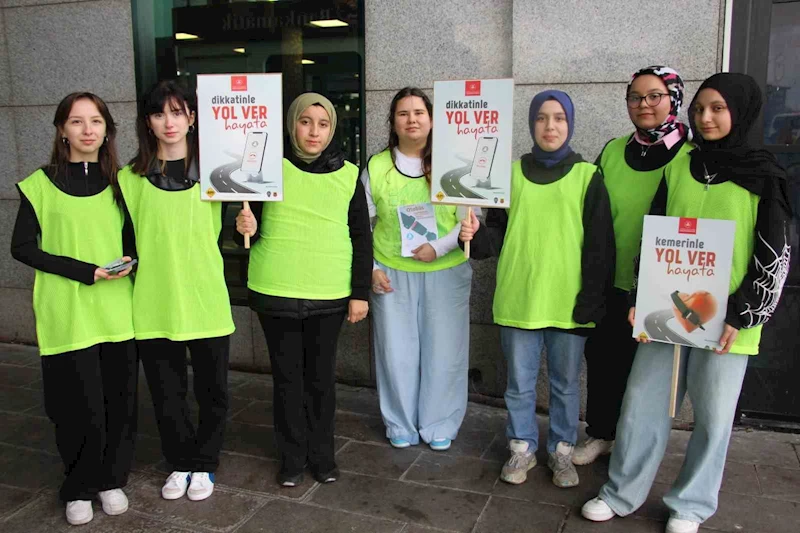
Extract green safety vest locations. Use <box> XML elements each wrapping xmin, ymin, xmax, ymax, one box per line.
<box><xmin>18</xmin><ymin>169</ymin><xmax>134</xmax><ymax>355</ymax></box>
<box><xmin>493</xmin><ymin>160</ymin><xmax>597</xmax><ymax>330</ymax></box>
<box><xmin>663</xmin><ymin>153</ymin><xmax>761</xmax><ymax>355</ymax></box>
<box><xmin>248</xmin><ymin>158</ymin><xmax>358</xmax><ymax>300</ymax></box>
<box><xmin>600</xmin><ymin>136</ymin><xmax>692</xmax><ymax>291</ymax></box>
<box><xmin>118</xmin><ymin>166</ymin><xmax>234</xmax><ymax>341</ymax></box>
<box><xmin>368</xmin><ymin>150</ymin><xmax>467</xmax><ymax>272</ymax></box>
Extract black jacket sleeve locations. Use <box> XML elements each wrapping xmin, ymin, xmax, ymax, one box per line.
<box><xmin>233</xmin><ymin>201</ymin><xmax>264</xmax><ymax>247</ymax></box>
<box><xmin>10</xmin><ymin>187</ymin><xmax>97</xmax><ymax>285</ymax></box>
<box><xmin>574</xmin><ymin>171</ymin><xmax>616</xmax><ymax>324</ymax></box>
<box><xmin>348</xmin><ymin>179</ymin><xmax>373</xmax><ymax>301</ymax></box>
<box><xmin>725</xmin><ymin>187</ymin><xmax>792</xmax><ymax>330</ymax></box>
<box><xmin>461</xmin><ymin>208</ymin><xmax>507</xmax><ymax>259</ymax></box>
<box><xmin>629</xmin><ymin>173</ymin><xmax>668</xmax><ymax>306</ymax></box>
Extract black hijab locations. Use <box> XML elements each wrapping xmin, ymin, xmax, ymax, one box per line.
<box><xmin>688</xmin><ymin>73</ymin><xmax>790</xmax><ymax>212</ymax></box>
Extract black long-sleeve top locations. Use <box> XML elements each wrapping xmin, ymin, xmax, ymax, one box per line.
<box><xmin>10</xmin><ymin>162</ymin><xmax>136</xmax><ymax>286</ymax></box>
<box><xmin>631</xmin><ymin>159</ymin><xmax>792</xmax><ymax>330</ymax></box>
<box><xmin>466</xmin><ymin>152</ymin><xmax>616</xmax><ymax>329</ymax></box>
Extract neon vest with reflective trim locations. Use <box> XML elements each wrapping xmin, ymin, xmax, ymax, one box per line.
<box><xmin>493</xmin><ymin>161</ymin><xmax>596</xmax><ymax>330</ymax></box>
<box><xmin>601</xmin><ymin>136</ymin><xmax>693</xmax><ymax>291</ymax></box>
<box><xmin>368</xmin><ymin>150</ymin><xmax>467</xmax><ymax>273</ymax></box>
<box><xmin>663</xmin><ymin>154</ymin><xmax>761</xmax><ymax>355</ymax></box>
<box><xmin>18</xmin><ymin>169</ymin><xmax>134</xmax><ymax>355</ymax></box>
<box><xmin>248</xmin><ymin>159</ymin><xmax>358</xmax><ymax>300</ymax></box>
<box><xmin>118</xmin><ymin>166</ymin><xmax>234</xmax><ymax>341</ymax></box>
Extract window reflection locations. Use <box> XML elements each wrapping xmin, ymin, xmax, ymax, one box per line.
<box><xmin>764</xmin><ymin>2</ymin><xmax>800</xmax><ymax>146</ymax></box>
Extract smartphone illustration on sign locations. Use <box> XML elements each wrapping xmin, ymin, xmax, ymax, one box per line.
<box><xmin>470</xmin><ymin>136</ymin><xmax>498</xmax><ymax>180</ymax></box>
<box><xmin>240</xmin><ymin>131</ymin><xmax>268</xmax><ymax>175</ymax></box>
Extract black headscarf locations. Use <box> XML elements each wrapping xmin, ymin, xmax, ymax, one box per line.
<box><xmin>688</xmin><ymin>73</ymin><xmax>790</xmax><ymax>212</ymax></box>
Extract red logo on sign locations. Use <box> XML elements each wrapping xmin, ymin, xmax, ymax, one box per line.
<box><xmin>231</xmin><ymin>76</ymin><xmax>247</xmax><ymax>91</ymax></box>
<box><xmin>678</xmin><ymin>218</ymin><xmax>697</xmax><ymax>235</ymax></box>
<box><xmin>465</xmin><ymin>80</ymin><xmax>481</xmax><ymax>96</ymax></box>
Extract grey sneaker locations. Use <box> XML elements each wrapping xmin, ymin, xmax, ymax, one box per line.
<box><xmin>500</xmin><ymin>439</ymin><xmax>537</xmax><ymax>485</ymax></box>
<box><xmin>548</xmin><ymin>442</ymin><xmax>579</xmax><ymax>488</ymax></box>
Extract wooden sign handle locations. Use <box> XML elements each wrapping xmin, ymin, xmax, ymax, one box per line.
<box><xmin>669</xmin><ymin>343</ymin><xmax>681</xmax><ymax>418</ymax></box>
<box><xmin>464</xmin><ymin>206</ymin><xmax>472</xmax><ymax>259</ymax></box>
<box><xmin>243</xmin><ymin>200</ymin><xmax>251</xmax><ymax>250</ymax></box>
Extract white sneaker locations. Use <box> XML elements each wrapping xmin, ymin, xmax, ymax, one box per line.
<box><xmin>161</xmin><ymin>471</ymin><xmax>191</xmax><ymax>500</ymax></box>
<box><xmin>666</xmin><ymin>517</ymin><xmax>700</xmax><ymax>533</ymax></box>
<box><xmin>572</xmin><ymin>437</ymin><xmax>614</xmax><ymax>465</ymax></box>
<box><xmin>66</xmin><ymin>500</ymin><xmax>93</xmax><ymax>525</ymax></box>
<box><xmin>187</xmin><ymin>472</ymin><xmax>215</xmax><ymax>501</ymax></box>
<box><xmin>98</xmin><ymin>488</ymin><xmax>128</xmax><ymax>515</ymax></box>
<box><xmin>500</xmin><ymin>439</ymin><xmax>537</xmax><ymax>485</ymax></box>
<box><xmin>581</xmin><ymin>497</ymin><xmax>616</xmax><ymax>522</ymax></box>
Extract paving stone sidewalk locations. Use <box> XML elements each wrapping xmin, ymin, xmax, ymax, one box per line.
<box><xmin>0</xmin><ymin>343</ymin><xmax>799</xmax><ymax>532</ymax></box>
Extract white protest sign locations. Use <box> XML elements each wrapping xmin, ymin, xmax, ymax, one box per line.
<box><xmin>633</xmin><ymin>215</ymin><xmax>736</xmax><ymax>350</ymax></box>
<box><xmin>197</xmin><ymin>73</ymin><xmax>283</xmax><ymax>202</ymax></box>
<box><xmin>431</xmin><ymin>79</ymin><xmax>513</xmax><ymax>208</ymax></box>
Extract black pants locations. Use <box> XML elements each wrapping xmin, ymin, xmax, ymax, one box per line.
<box><xmin>41</xmin><ymin>340</ymin><xmax>138</xmax><ymax>502</ymax></box>
<box><xmin>257</xmin><ymin>312</ymin><xmax>345</xmax><ymax>477</ymax></box>
<box><xmin>139</xmin><ymin>336</ymin><xmax>230</xmax><ymax>473</ymax></box>
<box><xmin>583</xmin><ymin>288</ymin><xmax>639</xmax><ymax>440</ymax></box>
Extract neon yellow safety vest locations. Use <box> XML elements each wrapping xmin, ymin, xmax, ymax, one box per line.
<box><xmin>248</xmin><ymin>159</ymin><xmax>358</xmax><ymax>300</ymax></box>
<box><xmin>368</xmin><ymin>150</ymin><xmax>467</xmax><ymax>273</ymax></box>
<box><xmin>664</xmin><ymin>153</ymin><xmax>761</xmax><ymax>355</ymax></box>
<box><xmin>601</xmin><ymin>136</ymin><xmax>692</xmax><ymax>291</ymax></box>
<box><xmin>493</xmin><ymin>160</ymin><xmax>597</xmax><ymax>330</ymax></box>
<box><xmin>18</xmin><ymin>169</ymin><xmax>134</xmax><ymax>355</ymax></box>
<box><xmin>119</xmin><ymin>166</ymin><xmax>234</xmax><ymax>341</ymax></box>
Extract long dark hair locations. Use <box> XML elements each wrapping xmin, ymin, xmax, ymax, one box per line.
<box><xmin>386</xmin><ymin>87</ymin><xmax>433</xmax><ymax>183</ymax></box>
<box><xmin>47</xmin><ymin>92</ymin><xmax>122</xmax><ymax>203</ymax></box>
<box><xmin>130</xmin><ymin>80</ymin><xmax>198</xmax><ymax>176</ymax></box>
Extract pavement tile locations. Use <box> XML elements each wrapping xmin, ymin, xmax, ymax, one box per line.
<box><xmin>336</xmin><ymin>441</ymin><xmax>421</xmax><ymax>480</ymax></box>
<box><xmin>228</xmin><ymin>380</ymin><xmax>273</xmax><ymax>402</ymax></box>
<box><xmin>403</xmin><ymin>452</ymin><xmax>501</xmax><ymax>493</ymax></box>
<box><xmin>0</xmin><ymin>412</ymin><xmax>57</xmax><ymax>454</ymax></box>
<box><xmin>631</xmin><ymin>482</ymin><xmax>671</xmax><ymax>521</ymax></box>
<box><xmin>725</xmin><ymin>434</ymin><xmax>800</xmax><ymax>469</ymax></box>
<box><xmin>0</xmin><ymin>485</ymin><xmax>37</xmax><ymax>519</ymax></box>
<box><xmin>561</xmin><ymin>514</ymin><xmax>666</xmax><ymax>532</ymax></box>
<box><xmin>0</xmin><ymin>493</ymin><xmax>73</xmax><ymax>533</ymax></box>
<box><xmin>460</xmin><ymin>404</ymin><xmax>508</xmax><ymax>435</ymax></box>
<box><xmin>0</xmin><ymin>365</ymin><xmax>40</xmax><ymax>388</ymax></box>
<box><xmin>335</xmin><ymin>386</ymin><xmax>383</xmax><ymax>417</ymax></box>
<box><xmin>213</xmin><ymin>452</ymin><xmax>316</xmax><ymax>499</ymax></box>
<box><xmin>237</xmin><ymin>498</ymin><xmax>404</xmax><ymax>533</ymax></box>
<box><xmin>704</xmin><ymin>490</ymin><xmax>800</xmax><ymax>533</ymax></box>
<box><xmin>308</xmin><ymin>473</ymin><xmax>489</xmax><ymax>532</ymax></box>
<box><xmin>230</xmin><ymin>400</ymin><xmax>274</xmax><ymax>426</ymax></box>
<box><xmin>655</xmin><ymin>454</ymin><xmax>761</xmax><ymax>496</ymax></box>
<box><xmin>0</xmin><ymin>385</ymin><xmax>42</xmax><ymax>413</ymax></box>
<box><xmin>126</xmin><ymin>474</ymin><xmax>267</xmax><ymax>532</ymax></box>
<box><xmin>222</xmin><ymin>421</ymin><xmax>280</xmax><ymax>459</ymax></box>
<box><xmin>437</xmin><ymin>428</ymin><xmax>497</xmax><ymax>459</ymax></box>
<box><xmin>491</xmin><ymin>455</ymin><xmax>611</xmax><ymax>510</ymax></box>
<box><xmin>0</xmin><ymin>443</ymin><xmax>62</xmax><ymax>491</ymax></box>
<box><xmin>80</xmin><ymin>510</ymin><xmax>199</xmax><ymax>533</ymax></box>
<box><xmin>473</xmin><ymin>495</ymin><xmax>567</xmax><ymax>532</ymax></box>
<box><xmin>334</xmin><ymin>412</ymin><xmax>387</xmax><ymax>443</ymax></box>
<box><xmin>755</xmin><ymin>464</ymin><xmax>800</xmax><ymax>503</ymax></box>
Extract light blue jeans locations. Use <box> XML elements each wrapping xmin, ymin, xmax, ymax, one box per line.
<box><xmin>501</xmin><ymin>327</ymin><xmax>586</xmax><ymax>453</ymax></box>
<box><xmin>599</xmin><ymin>342</ymin><xmax>749</xmax><ymax>523</ymax></box>
<box><xmin>371</xmin><ymin>261</ymin><xmax>472</xmax><ymax>445</ymax></box>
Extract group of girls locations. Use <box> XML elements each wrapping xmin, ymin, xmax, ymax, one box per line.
<box><xmin>11</xmin><ymin>64</ymin><xmax>792</xmax><ymax>533</ymax></box>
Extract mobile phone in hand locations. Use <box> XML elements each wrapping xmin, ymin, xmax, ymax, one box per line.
<box><xmin>103</xmin><ymin>258</ymin><xmax>137</xmax><ymax>274</ymax></box>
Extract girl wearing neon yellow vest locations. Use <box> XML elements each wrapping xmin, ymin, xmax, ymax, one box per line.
<box><xmin>235</xmin><ymin>93</ymin><xmax>371</xmax><ymax>487</ymax></box>
<box><xmin>582</xmin><ymin>74</ymin><xmax>792</xmax><ymax>533</ymax></box>
<box><xmin>363</xmin><ymin>87</ymin><xmax>472</xmax><ymax>452</ymax></box>
<box><xmin>577</xmin><ymin>66</ymin><xmax>692</xmax><ymax>467</ymax></box>
<box><xmin>119</xmin><ymin>80</ymin><xmax>234</xmax><ymax>503</ymax></box>
<box><xmin>10</xmin><ymin>93</ymin><xmax>137</xmax><ymax>526</ymax></box>
<box><xmin>460</xmin><ymin>90</ymin><xmax>614</xmax><ymax>488</ymax></box>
